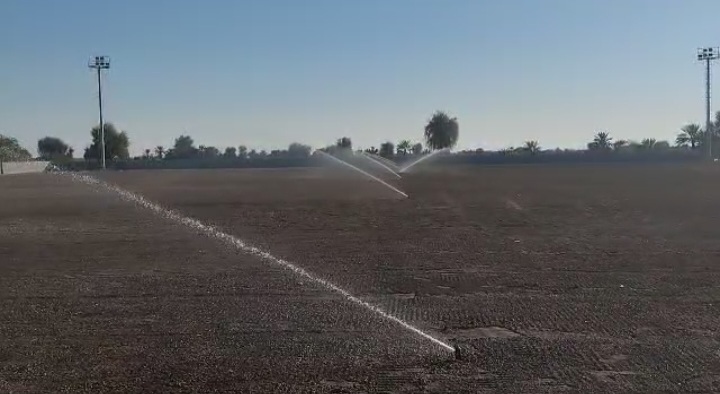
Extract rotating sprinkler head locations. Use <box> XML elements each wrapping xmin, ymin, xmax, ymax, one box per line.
<box><xmin>453</xmin><ymin>343</ymin><xmax>464</xmax><ymax>360</ymax></box>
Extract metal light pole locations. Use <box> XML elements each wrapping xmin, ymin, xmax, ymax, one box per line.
<box><xmin>697</xmin><ymin>48</ymin><xmax>718</xmax><ymax>159</ymax></box>
<box><xmin>89</xmin><ymin>56</ymin><xmax>110</xmax><ymax>169</ymax></box>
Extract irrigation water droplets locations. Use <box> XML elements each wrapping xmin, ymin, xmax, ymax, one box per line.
<box><xmin>315</xmin><ymin>150</ymin><xmax>408</xmax><ymax>198</ymax></box>
<box><xmin>399</xmin><ymin>148</ymin><xmax>450</xmax><ymax>173</ymax></box>
<box><xmin>64</xmin><ymin>171</ymin><xmax>453</xmax><ymax>353</ymax></box>
<box><xmin>358</xmin><ymin>151</ymin><xmax>402</xmax><ymax>178</ymax></box>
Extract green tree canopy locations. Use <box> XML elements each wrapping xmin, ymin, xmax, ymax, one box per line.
<box><xmin>0</xmin><ymin>134</ymin><xmax>32</xmax><ymax>161</ymax></box>
<box><xmin>288</xmin><ymin>142</ymin><xmax>312</xmax><ymax>158</ymax></box>
<box><xmin>37</xmin><ymin>137</ymin><xmax>72</xmax><ymax>159</ymax></box>
<box><xmin>238</xmin><ymin>145</ymin><xmax>248</xmax><ymax>159</ymax></box>
<box><xmin>224</xmin><ymin>147</ymin><xmax>237</xmax><ymax>158</ymax></box>
<box><xmin>397</xmin><ymin>140</ymin><xmax>411</xmax><ymax>155</ymax></box>
<box><xmin>654</xmin><ymin>140</ymin><xmax>671</xmax><ymax>150</ymax></box>
<box><xmin>84</xmin><ymin>123</ymin><xmax>130</xmax><ymax>161</ymax></box>
<box><xmin>165</xmin><ymin>135</ymin><xmax>197</xmax><ymax>159</ymax></box>
<box><xmin>588</xmin><ymin>131</ymin><xmax>613</xmax><ymax>151</ymax></box>
<box><xmin>640</xmin><ymin>138</ymin><xmax>657</xmax><ymax>150</ymax></box>
<box><xmin>612</xmin><ymin>140</ymin><xmax>628</xmax><ymax>151</ymax></box>
<box><xmin>379</xmin><ymin>141</ymin><xmax>395</xmax><ymax>158</ymax></box>
<box><xmin>424</xmin><ymin>111</ymin><xmax>459</xmax><ymax>150</ymax></box>
<box><xmin>523</xmin><ymin>140</ymin><xmax>540</xmax><ymax>155</ymax></box>
<box><xmin>676</xmin><ymin>124</ymin><xmax>703</xmax><ymax>149</ymax></box>
<box><xmin>336</xmin><ymin>137</ymin><xmax>352</xmax><ymax>150</ymax></box>
<box><xmin>198</xmin><ymin>145</ymin><xmax>220</xmax><ymax>159</ymax></box>
<box><xmin>154</xmin><ymin>146</ymin><xmax>165</xmax><ymax>159</ymax></box>
<box><xmin>411</xmin><ymin>143</ymin><xmax>423</xmax><ymax>155</ymax></box>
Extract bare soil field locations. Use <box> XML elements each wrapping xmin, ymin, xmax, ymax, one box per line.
<box><xmin>2</xmin><ymin>163</ymin><xmax>720</xmax><ymax>392</ymax></box>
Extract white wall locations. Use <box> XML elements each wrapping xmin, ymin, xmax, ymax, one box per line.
<box><xmin>0</xmin><ymin>161</ymin><xmax>50</xmax><ymax>175</ymax></box>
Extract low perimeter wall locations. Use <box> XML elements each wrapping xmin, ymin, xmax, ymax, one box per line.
<box><xmin>0</xmin><ymin>161</ymin><xmax>50</xmax><ymax>175</ymax></box>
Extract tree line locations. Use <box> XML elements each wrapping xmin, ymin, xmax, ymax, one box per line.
<box><xmin>5</xmin><ymin>109</ymin><xmax>719</xmax><ymax>168</ymax></box>
<box><xmin>23</xmin><ymin>111</ymin><xmax>460</xmax><ymax>164</ymax></box>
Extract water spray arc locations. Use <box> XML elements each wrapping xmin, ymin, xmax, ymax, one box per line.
<box><xmin>315</xmin><ymin>150</ymin><xmax>408</xmax><ymax>198</ymax></box>
<box><xmin>66</xmin><ymin>172</ymin><xmax>453</xmax><ymax>353</ymax></box>
<box><xmin>399</xmin><ymin>148</ymin><xmax>449</xmax><ymax>173</ymax></box>
<box><xmin>365</xmin><ymin>152</ymin><xmax>400</xmax><ymax>170</ymax></box>
<box><xmin>359</xmin><ymin>152</ymin><xmax>401</xmax><ymax>178</ymax></box>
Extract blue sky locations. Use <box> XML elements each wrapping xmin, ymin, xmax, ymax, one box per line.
<box><xmin>2</xmin><ymin>0</ymin><xmax>720</xmax><ymax>156</ymax></box>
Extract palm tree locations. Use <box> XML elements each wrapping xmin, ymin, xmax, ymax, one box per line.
<box><xmin>641</xmin><ymin>138</ymin><xmax>657</xmax><ymax>150</ymax></box>
<box><xmin>676</xmin><ymin>124</ymin><xmax>703</xmax><ymax>149</ymax></box>
<box><xmin>612</xmin><ymin>140</ymin><xmax>628</xmax><ymax>151</ymax></box>
<box><xmin>424</xmin><ymin>111</ymin><xmax>459</xmax><ymax>150</ymax></box>
<box><xmin>589</xmin><ymin>131</ymin><xmax>613</xmax><ymax>151</ymax></box>
<box><xmin>154</xmin><ymin>146</ymin><xmax>165</xmax><ymax>159</ymax></box>
<box><xmin>523</xmin><ymin>140</ymin><xmax>540</xmax><ymax>155</ymax></box>
<box><xmin>397</xmin><ymin>140</ymin><xmax>412</xmax><ymax>155</ymax></box>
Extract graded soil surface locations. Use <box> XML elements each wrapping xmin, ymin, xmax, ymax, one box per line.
<box><xmin>2</xmin><ymin>163</ymin><xmax>720</xmax><ymax>392</ymax></box>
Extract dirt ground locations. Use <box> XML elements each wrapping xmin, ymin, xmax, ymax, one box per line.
<box><xmin>2</xmin><ymin>163</ymin><xmax>720</xmax><ymax>392</ymax></box>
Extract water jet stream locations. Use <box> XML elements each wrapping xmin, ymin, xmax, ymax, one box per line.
<box><xmin>365</xmin><ymin>152</ymin><xmax>400</xmax><ymax>171</ymax></box>
<box><xmin>399</xmin><ymin>148</ymin><xmax>449</xmax><ymax>173</ymax></box>
<box><xmin>316</xmin><ymin>150</ymin><xmax>408</xmax><ymax>198</ymax></box>
<box><xmin>359</xmin><ymin>152</ymin><xmax>401</xmax><ymax>178</ymax></box>
<box><xmin>65</xmin><ymin>172</ymin><xmax>453</xmax><ymax>353</ymax></box>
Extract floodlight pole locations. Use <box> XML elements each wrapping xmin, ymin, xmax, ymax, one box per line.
<box><xmin>97</xmin><ymin>66</ymin><xmax>105</xmax><ymax>168</ymax></box>
<box><xmin>89</xmin><ymin>56</ymin><xmax>110</xmax><ymax>169</ymax></box>
<box><xmin>706</xmin><ymin>57</ymin><xmax>712</xmax><ymax>159</ymax></box>
<box><xmin>698</xmin><ymin>48</ymin><xmax>718</xmax><ymax>159</ymax></box>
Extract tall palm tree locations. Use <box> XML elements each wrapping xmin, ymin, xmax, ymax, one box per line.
<box><xmin>424</xmin><ymin>111</ymin><xmax>459</xmax><ymax>150</ymax></box>
<box><xmin>591</xmin><ymin>131</ymin><xmax>613</xmax><ymax>150</ymax></box>
<box><xmin>154</xmin><ymin>146</ymin><xmax>165</xmax><ymax>159</ymax></box>
<box><xmin>676</xmin><ymin>124</ymin><xmax>703</xmax><ymax>149</ymax></box>
<box><xmin>523</xmin><ymin>140</ymin><xmax>540</xmax><ymax>155</ymax></box>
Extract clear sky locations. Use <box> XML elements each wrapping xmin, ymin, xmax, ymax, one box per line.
<box><xmin>2</xmin><ymin>0</ymin><xmax>720</xmax><ymax>156</ymax></box>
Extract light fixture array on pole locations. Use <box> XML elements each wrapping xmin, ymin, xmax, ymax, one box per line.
<box><xmin>88</xmin><ymin>56</ymin><xmax>110</xmax><ymax>169</ymax></box>
<box><xmin>697</xmin><ymin>48</ymin><xmax>718</xmax><ymax>159</ymax></box>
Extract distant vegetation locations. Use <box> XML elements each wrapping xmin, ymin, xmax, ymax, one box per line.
<box><xmin>0</xmin><ymin>135</ymin><xmax>32</xmax><ymax>162</ymax></box>
<box><xmin>83</xmin><ymin>123</ymin><xmax>130</xmax><ymax>162</ymax></box>
<box><xmin>38</xmin><ymin>137</ymin><xmax>73</xmax><ymax>161</ymax></box>
<box><xmin>2</xmin><ymin>109</ymin><xmax>718</xmax><ymax>172</ymax></box>
<box><xmin>0</xmin><ymin>135</ymin><xmax>32</xmax><ymax>174</ymax></box>
<box><xmin>424</xmin><ymin>111</ymin><xmax>459</xmax><ymax>150</ymax></box>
